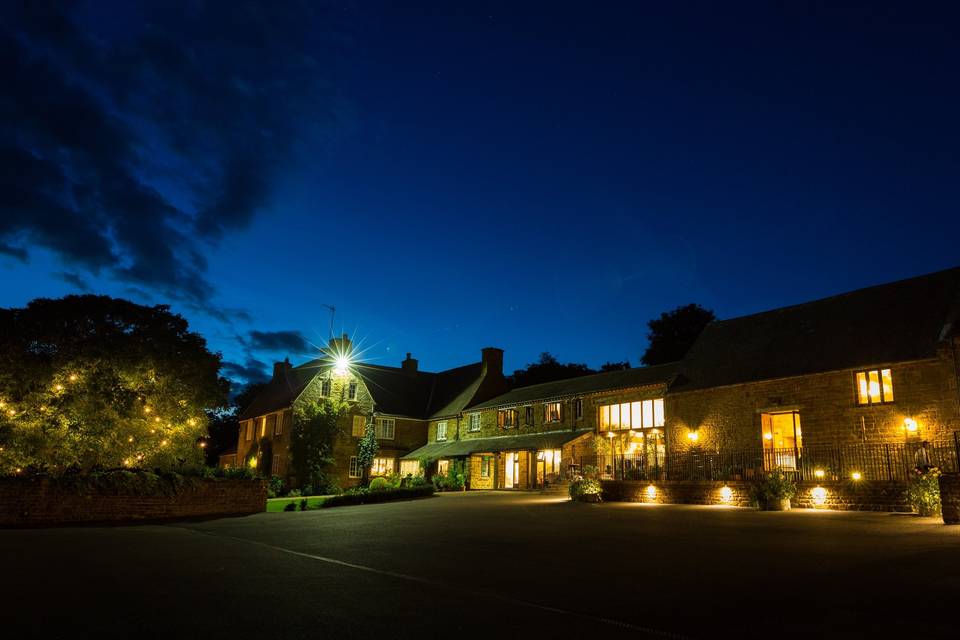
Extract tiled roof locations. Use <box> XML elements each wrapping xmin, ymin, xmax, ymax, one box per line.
<box><xmin>401</xmin><ymin>428</ymin><xmax>593</xmax><ymax>459</ymax></box>
<box><xmin>470</xmin><ymin>363</ymin><xmax>680</xmax><ymax>410</ymax></box>
<box><xmin>673</xmin><ymin>266</ymin><xmax>960</xmax><ymax>392</ymax></box>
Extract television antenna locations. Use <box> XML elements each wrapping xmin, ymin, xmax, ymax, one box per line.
<box><xmin>321</xmin><ymin>304</ymin><xmax>336</xmax><ymax>340</ymax></box>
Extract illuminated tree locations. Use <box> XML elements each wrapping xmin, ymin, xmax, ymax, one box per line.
<box><xmin>0</xmin><ymin>295</ymin><xmax>229</xmax><ymax>474</ymax></box>
<box><xmin>290</xmin><ymin>398</ymin><xmax>346</xmax><ymax>490</ymax></box>
<box><xmin>356</xmin><ymin>421</ymin><xmax>379</xmax><ymax>485</ymax></box>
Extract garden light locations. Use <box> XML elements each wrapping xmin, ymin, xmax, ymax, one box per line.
<box><xmin>851</xmin><ymin>471</ymin><xmax>862</xmax><ymax>481</ymax></box>
<box><xmin>719</xmin><ymin>486</ymin><xmax>733</xmax><ymax>502</ymax></box>
<box><xmin>646</xmin><ymin>484</ymin><xmax>657</xmax><ymax>499</ymax></box>
<box><xmin>811</xmin><ymin>486</ymin><xmax>828</xmax><ymax>506</ymax></box>
<box><xmin>68</xmin><ymin>374</ymin><xmax>78</xmax><ymax>382</ymax></box>
<box><xmin>814</xmin><ymin>469</ymin><xmax>825</xmax><ymax>479</ymax></box>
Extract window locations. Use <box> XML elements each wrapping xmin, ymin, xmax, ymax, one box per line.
<box><xmin>271</xmin><ymin>413</ymin><xmax>282</xmax><ymax>436</ymax></box>
<box><xmin>259</xmin><ymin>417</ymin><xmax>267</xmax><ymax>437</ymax></box>
<box><xmin>400</xmin><ymin>459</ymin><xmax>419</xmax><ymax>477</ymax></box>
<box><xmin>856</xmin><ymin>369</ymin><xmax>894</xmax><ymax>405</ymax></box>
<box><xmin>599</xmin><ymin>398</ymin><xmax>665</xmax><ymax>430</ymax></box>
<box><xmin>321</xmin><ymin>378</ymin><xmax>332</xmax><ymax>397</ymax></box>
<box><xmin>348</xmin><ymin>381</ymin><xmax>358</xmax><ymax>401</ymax></box>
<box><xmin>375</xmin><ymin>417</ymin><xmax>395</xmax><ymax>439</ymax></box>
<box><xmin>575</xmin><ymin>398</ymin><xmax>583</xmax><ymax>420</ymax></box>
<box><xmin>437</xmin><ymin>459</ymin><xmax>450</xmax><ymax>475</ymax></box>
<box><xmin>761</xmin><ymin>411</ymin><xmax>802</xmax><ymax>470</ymax></box>
<box><xmin>544</xmin><ymin>402</ymin><xmax>562</xmax><ymax>423</ymax></box>
<box><xmin>436</xmin><ymin>421</ymin><xmax>448</xmax><ymax>441</ymax></box>
<box><xmin>498</xmin><ymin>409</ymin><xmax>518</xmax><ymax>429</ymax></box>
<box><xmin>468</xmin><ymin>413</ymin><xmax>481</xmax><ymax>432</ymax></box>
<box><xmin>481</xmin><ymin>456</ymin><xmax>491</xmax><ymax>478</ymax></box>
<box><xmin>370</xmin><ymin>457</ymin><xmax>395</xmax><ymax>476</ymax></box>
<box><xmin>348</xmin><ymin>456</ymin><xmax>360</xmax><ymax>478</ymax></box>
<box><xmin>244</xmin><ymin>420</ymin><xmax>253</xmax><ymax>441</ymax></box>
<box><xmin>272</xmin><ymin>454</ymin><xmax>282</xmax><ymax>475</ymax></box>
<box><xmin>525</xmin><ymin>406</ymin><xmax>534</xmax><ymax>425</ymax></box>
<box><xmin>352</xmin><ymin>415</ymin><xmax>366</xmax><ymax>437</ymax></box>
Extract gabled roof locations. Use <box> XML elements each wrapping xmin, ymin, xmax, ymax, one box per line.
<box><xmin>673</xmin><ymin>266</ymin><xmax>960</xmax><ymax>392</ymax></box>
<box><xmin>470</xmin><ymin>363</ymin><xmax>681</xmax><ymax>410</ymax></box>
<box><xmin>238</xmin><ymin>356</ymin><xmax>495</xmax><ymax>421</ymax></box>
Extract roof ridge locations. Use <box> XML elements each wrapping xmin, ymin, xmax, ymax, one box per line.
<box><xmin>509</xmin><ymin>361</ymin><xmax>680</xmax><ymax>393</ymax></box>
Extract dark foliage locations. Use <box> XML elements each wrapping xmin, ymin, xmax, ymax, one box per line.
<box><xmin>320</xmin><ymin>485</ymin><xmax>434</xmax><ymax>508</ymax></box>
<box><xmin>641</xmin><ymin>303</ymin><xmax>716</xmax><ymax>366</ymax></box>
<box><xmin>508</xmin><ymin>352</ymin><xmax>595</xmax><ymax>388</ymax></box>
<box><xmin>599</xmin><ymin>361</ymin><xmax>631</xmax><ymax>372</ymax></box>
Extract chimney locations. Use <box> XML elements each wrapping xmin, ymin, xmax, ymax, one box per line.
<box><xmin>481</xmin><ymin>347</ymin><xmax>504</xmax><ymax>378</ymax></box>
<box><xmin>402</xmin><ymin>352</ymin><xmax>418</xmax><ymax>374</ymax></box>
<box><xmin>273</xmin><ymin>357</ymin><xmax>291</xmax><ymax>380</ymax></box>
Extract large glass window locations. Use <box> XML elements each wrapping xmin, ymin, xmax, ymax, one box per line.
<box><xmin>856</xmin><ymin>369</ymin><xmax>894</xmax><ymax>405</ymax></box>
<box><xmin>761</xmin><ymin>411</ymin><xmax>802</xmax><ymax>470</ymax></box>
<box><xmin>599</xmin><ymin>398</ymin><xmax>665</xmax><ymax>430</ymax></box>
<box><xmin>370</xmin><ymin>457</ymin><xmax>394</xmax><ymax>476</ymax></box>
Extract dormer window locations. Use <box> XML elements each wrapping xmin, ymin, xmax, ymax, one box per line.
<box><xmin>856</xmin><ymin>369</ymin><xmax>894</xmax><ymax>405</ymax></box>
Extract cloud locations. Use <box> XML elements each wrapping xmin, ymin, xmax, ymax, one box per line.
<box><xmin>245</xmin><ymin>330</ymin><xmax>309</xmax><ymax>354</ymax></box>
<box><xmin>0</xmin><ymin>2</ymin><xmax>341</xmax><ymax>313</ymax></box>
<box><xmin>221</xmin><ymin>358</ymin><xmax>271</xmax><ymax>385</ymax></box>
<box><xmin>57</xmin><ymin>271</ymin><xmax>91</xmax><ymax>291</ymax></box>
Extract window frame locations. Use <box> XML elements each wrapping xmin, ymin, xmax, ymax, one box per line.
<box><xmin>574</xmin><ymin>398</ymin><xmax>583</xmax><ymax>420</ymax></box>
<box><xmin>544</xmin><ymin>402</ymin><xmax>562</xmax><ymax>423</ymax></box>
<box><xmin>481</xmin><ymin>456</ymin><xmax>491</xmax><ymax>478</ymax></box>
<box><xmin>525</xmin><ymin>406</ymin><xmax>534</xmax><ymax>425</ymax></box>
<box><xmin>468</xmin><ymin>413</ymin><xmax>481</xmax><ymax>432</ymax></box>
<box><xmin>436</xmin><ymin>421</ymin><xmax>448</xmax><ymax>441</ymax></box>
<box><xmin>348</xmin><ymin>456</ymin><xmax>360</xmax><ymax>478</ymax></box>
<box><xmin>273</xmin><ymin>413</ymin><xmax>282</xmax><ymax>436</ymax></box>
<box><xmin>855</xmin><ymin>368</ymin><xmax>894</xmax><ymax>406</ymax></box>
<box><xmin>376</xmin><ymin>417</ymin><xmax>396</xmax><ymax>440</ymax></box>
<box><xmin>320</xmin><ymin>378</ymin><xmax>332</xmax><ymax>397</ymax></box>
<box><xmin>370</xmin><ymin>457</ymin><xmax>395</xmax><ymax>476</ymax></box>
<box><xmin>348</xmin><ymin>381</ymin><xmax>358</xmax><ymax>401</ymax></box>
<box><xmin>244</xmin><ymin>420</ymin><xmax>253</xmax><ymax>441</ymax></box>
<box><xmin>498</xmin><ymin>409</ymin><xmax>518</xmax><ymax>429</ymax></box>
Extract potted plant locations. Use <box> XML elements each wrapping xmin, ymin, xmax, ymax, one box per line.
<box><xmin>907</xmin><ymin>467</ymin><xmax>942</xmax><ymax>517</ymax></box>
<box><xmin>751</xmin><ymin>469</ymin><xmax>797</xmax><ymax>511</ymax></box>
<box><xmin>568</xmin><ymin>477</ymin><xmax>603</xmax><ymax>503</ymax></box>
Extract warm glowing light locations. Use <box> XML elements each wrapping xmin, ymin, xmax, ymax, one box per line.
<box><xmin>154</xmin><ymin>416</ymin><xmax>161</xmax><ymax>423</ymax></box>
<box><xmin>53</xmin><ymin>384</ymin><xmax>64</xmax><ymax>392</ymax></box>
<box><xmin>333</xmin><ymin>355</ymin><xmax>351</xmax><ymax>377</ymax></box>
<box><xmin>6</xmin><ymin>409</ymin><xmax>14</xmax><ymax>417</ymax></box>
<box><xmin>687</xmin><ymin>430</ymin><xmax>699</xmax><ymax>443</ymax></box>
<box><xmin>199</xmin><ymin>442</ymin><xmax>206</xmax><ymax>448</ymax></box>
<box><xmin>814</xmin><ymin>469</ymin><xmax>825</xmax><ymax>479</ymax></box>
<box><xmin>68</xmin><ymin>374</ymin><xmax>78</xmax><ymax>382</ymax></box>
<box><xmin>851</xmin><ymin>471</ymin><xmax>862</xmax><ymax>481</ymax></box>
<box><xmin>811</xmin><ymin>486</ymin><xmax>828</xmax><ymax>506</ymax></box>
<box><xmin>763</xmin><ymin>432</ymin><xmax>773</xmax><ymax>440</ymax></box>
<box><xmin>607</xmin><ymin>431</ymin><xmax>615</xmax><ymax>439</ymax></box>
<box><xmin>645</xmin><ymin>484</ymin><xmax>657</xmax><ymax>499</ymax></box>
<box><xmin>187</xmin><ymin>418</ymin><xmax>197</xmax><ymax>427</ymax></box>
<box><xmin>128</xmin><ymin>436</ymin><xmax>134</xmax><ymax>443</ymax></box>
<box><xmin>160</xmin><ymin>439</ymin><xmax>169</xmax><ymax>447</ymax></box>
<box><xmin>719</xmin><ymin>486</ymin><xmax>733</xmax><ymax>502</ymax></box>
<box><xmin>904</xmin><ymin>418</ymin><xmax>918</xmax><ymax>433</ymax></box>
<box><xmin>144</xmin><ymin>406</ymin><xmax>152</xmax><ymax>414</ymax></box>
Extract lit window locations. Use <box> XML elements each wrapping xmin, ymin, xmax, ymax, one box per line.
<box><xmin>544</xmin><ymin>402</ymin><xmax>562</xmax><ymax>423</ymax></box>
<box><xmin>352</xmin><ymin>415</ymin><xmax>366</xmax><ymax>437</ymax></box>
<box><xmin>468</xmin><ymin>413</ymin><xmax>481</xmax><ymax>432</ymax></box>
<box><xmin>575</xmin><ymin>399</ymin><xmax>583</xmax><ymax>420</ymax></box>
<box><xmin>375</xmin><ymin>417</ymin><xmax>395</xmax><ymax>440</ymax></box>
<box><xmin>272</xmin><ymin>413</ymin><xmax>282</xmax><ymax>436</ymax></box>
<box><xmin>436</xmin><ymin>421</ymin><xmax>448</xmax><ymax>441</ymax></box>
<box><xmin>348</xmin><ymin>381</ymin><xmax>358</xmax><ymax>401</ymax></box>
<box><xmin>244</xmin><ymin>420</ymin><xmax>253</xmax><ymax>441</ymax></box>
<box><xmin>481</xmin><ymin>456</ymin><xmax>491</xmax><ymax>478</ymax></box>
<box><xmin>437</xmin><ymin>459</ymin><xmax>450</xmax><ymax>475</ymax></box>
<box><xmin>856</xmin><ymin>369</ymin><xmax>894</xmax><ymax>405</ymax></box>
<box><xmin>348</xmin><ymin>456</ymin><xmax>360</xmax><ymax>478</ymax></box>
<box><xmin>498</xmin><ymin>409</ymin><xmax>518</xmax><ymax>429</ymax></box>
<box><xmin>370</xmin><ymin>457</ymin><xmax>395</xmax><ymax>476</ymax></box>
<box><xmin>599</xmin><ymin>398</ymin><xmax>665</xmax><ymax>430</ymax></box>
<box><xmin>259</xmin><ymin>417</ymin><xmax>267</xmax><ymax>437</ymax></box>
<box><xmin>321</xmin><ymin>379</ymin><xmax>332</xmax><ymax>397</ymax></box>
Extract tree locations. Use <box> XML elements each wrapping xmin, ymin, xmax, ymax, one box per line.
<box><xmin>0</xmin><ymin>295</ymin><xmax>229</xmax><ymax>474</ymax></box>
<box><xmin>599</xmin><ymin>361</ymin><xmax>631</xmax><ymax>372</ymax></box>
<box><xmin>290</xmin><ymin>398</ymin><xmax>346</xmax><ymax>490</ymax></box>
<box><xmin>508</xmin><ymin>352</ymin><xmax>594</xmax><ymax>388</ymax></box>
<box><xmin>641</xmin><ymin>303</ymin><xmax>716</xmax><ymax>366</ymax></box>
<box><xmin>356</xmin><ymin>421</ymin><xmax>379</xmax><ymax>485</ymax></box>
<box><xmin>201</xmin><ymin>381</ymin><xmax>268</xmax><ymax>466</ymax></box>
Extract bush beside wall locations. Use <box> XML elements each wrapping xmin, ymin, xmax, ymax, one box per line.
<box><xmin>0</xmin><ymin>472</ymin><xmax>266</xmax><ymax>526</ymax></box>
<box><xmin>320</xmin><ymin>484</ymin><xmax>434</xmax><ymax>508</ymax></box>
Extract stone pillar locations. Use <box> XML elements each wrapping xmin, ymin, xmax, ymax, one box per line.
<box><xmin>939</xmin><ymin>473</ymin><xmax>960</xmax><ymax>525</ymax></box>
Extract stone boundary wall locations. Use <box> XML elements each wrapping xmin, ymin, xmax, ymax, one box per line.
<box><xmin>940</xmin><ymin>473</ymin><xmax>960</xmax><ymax>524</ymax></box>
<box><xmin>0</xmin><ymin>476</ymin><xmax>266</xmax><ymax>527</ymax></box>
<box><xmin>602</xmin><ymin>479</ymin><xmax>911</xmax><ymax>512</ymax></box>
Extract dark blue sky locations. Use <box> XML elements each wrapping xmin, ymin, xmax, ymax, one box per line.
<box><xmin>2</xmin><ymin>1</ymin><xmax>958</xmax><ymax>384</ymax></box>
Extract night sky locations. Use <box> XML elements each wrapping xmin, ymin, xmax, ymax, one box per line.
<box><xmin>3</xmin><ymin>1</ymin><xmax>959</xmax><ymax>385</ymax></box>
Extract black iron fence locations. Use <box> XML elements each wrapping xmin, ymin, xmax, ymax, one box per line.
<box><xmin>574</xmin><ymin>435</ymin><xmax>960</xmax><ymax>483</ymax></box>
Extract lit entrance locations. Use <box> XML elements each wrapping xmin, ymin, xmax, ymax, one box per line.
<box><xmin>761</xmin><ymin>411</ymin><xmax>802</xmax><ymax>470</ymax></box>
<box><xmin>535</xmin><ymin>449</ymin><xmax>561</xmax><ymax>486</ymax></box>
<box><xmin>504</xmin><ymin>452</ymin><xmax>519</xmax><ymax>488</ymax></box>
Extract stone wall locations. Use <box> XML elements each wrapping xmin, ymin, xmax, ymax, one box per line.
<box><xmin>602</xmin><ymin>479</ymin><xmax>912</xmax><ymax>512</ymax></box>
<box><xmin>0</xmin><ymin>476</ymin><xmax>265</xmax><ymax>526</ymax></box>
<box><xmin>939</xmin><ymin>473</ymin><xmax>960</xmax><ymax>524</ymax></box>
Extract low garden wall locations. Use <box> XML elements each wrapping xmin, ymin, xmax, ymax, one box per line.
<box><xmin>0</xmin><ymin>472</ymin><xmax>266</xmax><ymax>526</ymax></box>
<box><xmin>940</xmin><ymin>473</ymin><xmax>960</xmax><ymax>524</ymax></box>
<box><xmin>601</xmin><ymin>479</ymin><xmax>912</xmax><ymax>512</ymax></box>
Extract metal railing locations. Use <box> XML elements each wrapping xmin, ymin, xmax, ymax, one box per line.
<box><xmin>572</xmin><ymin>435</ymin><xmax>960</xmax><ymax>483</ymax></box>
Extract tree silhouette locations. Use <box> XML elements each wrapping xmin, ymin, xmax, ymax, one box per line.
<box><xmin>641</xmin><ymin>303</ymin><xmax>716</xmax><ymax>366</ymax></box>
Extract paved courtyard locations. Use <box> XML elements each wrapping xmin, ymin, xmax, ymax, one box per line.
<box><xmin>3</xmin><ymin>492</ymin><xmax>958</xmax><ymax>638</ymax></box>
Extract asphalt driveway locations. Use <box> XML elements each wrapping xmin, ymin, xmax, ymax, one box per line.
<box><xmin>3</xmin><ymin>492</ymin><xmax>958</xmax><ymax>638</ymax></box>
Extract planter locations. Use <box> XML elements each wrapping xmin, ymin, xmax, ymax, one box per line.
<box><xmin>759</xmin><ymin>497</ymin><xmax>791</xmax><ymax>511</ymax></box>
<box><xmin>576</xmin><ymin>493</ymin><xmax>602</xmax><ymax>503</ymax></box>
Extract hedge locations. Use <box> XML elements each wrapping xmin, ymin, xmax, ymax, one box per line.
<box><xmin>320</xmin><ymin>484</ymin><xmax>434</xmax><ymax>508</ymax></box>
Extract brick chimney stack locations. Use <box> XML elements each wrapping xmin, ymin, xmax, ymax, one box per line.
<box><xmin>402</xmin><ymin>352</ymin><xmax>419</xmax><ymax>374</ymax></box>
<box><xmin>481</xmin><ymin>347</ymin><xmax>504</xmax><ymax>379</ymax></box>
<box><xmin>273</xmin><ymin>357</ymin><xmax>291</xmax><ymax>380</ymax></box>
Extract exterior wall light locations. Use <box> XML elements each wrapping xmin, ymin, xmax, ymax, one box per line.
<box><xmin>334</xmin><ymin>355</ymin><xmax>351</xmax><ymax>377</ymax></box>
<box><xmin>904</xmin><ymin>417</ymin><xmax>918</xmax><ymax>433</ymax></box>
<box><xmin>763</xmin><ymin>432</ymin><xmax>773</xmax><ymax>440</ymax></box>
<box><xmin>687</xmin><ymin>430</ymin><xmax>699</xmax><ymax>443</ymax></box>
<box><xmin>645</xmin><ymin>484</ymin><xmax>657</xmax><ymax>500</ymax></box>
<box><xmin>811</xmin><ymin>486</ymin><xmax>828</xmax><ymax>506</ymax></box>
<box><xmin>814</xmin><ymin>469</ymin><xmax>825</xmax><ymax>479</ymax></box>
<box><xmin>719</xmin><ymin>486</ymin><xmax>733</xmax><ymax>502</ymax></box>
<box><xmin>851</xmin><ymin>471</ymin><xmax>862</xmax><ymax>481</ymax></box>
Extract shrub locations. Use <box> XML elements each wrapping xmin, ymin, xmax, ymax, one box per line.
<box><xmin>286</xmin><ymin>488</ymin><xmax>302</xmax><ymax>498</ymax></box>
<box><xmin>907</xmin><ymin>468</ymin><xmax>942</xmax><ymax>516</ymax></box>
<box><xmin>320</xmin><ymin>484</ymin><xmax>434</xmax><ymax>508</ymax></box>
<box><xmin>385</xmin><ymin>472</ymin><xmax>403</xmax><ymax>489</ymax></box>
<box><xmin>369</xmin><ymin>477</ymin><xmax>390</xmax><ymax>492</ymax></box>
<box><xmin>569</xmin><ymin>478</ymin><xmax>602</xmax><ymax>501</ymax></box>
<box><xmin>299</xmin><ymin>498</ymin><xmax>308</xmax><ymax>511</ymax></box>
<box><xmin>283</xmin><ymin>501</ymin><xmax>297</xmax><ymax>511</ymax></box>
<box><xmin>267</xmin><ymin>475</ymin><xmax>286</xmax><ymax>498</ymax></box>
<box><xmin>751</xmin><ymin>469</ymin><xmax>797</xmax><ymax>506</ymax></box>
<box><xmin>215</xmin><ymin>466</ymin><xmax>258</xmax><ymax>480</ymax></box>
